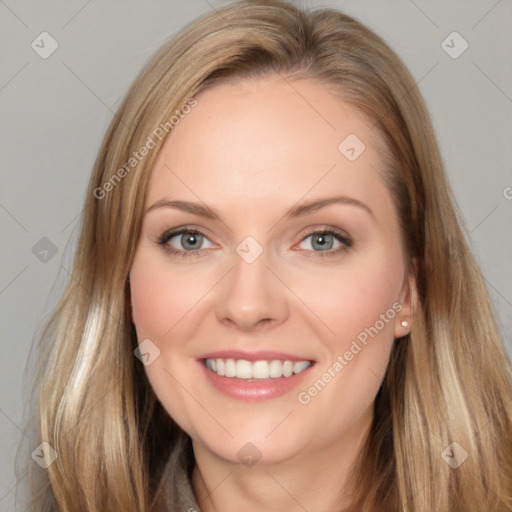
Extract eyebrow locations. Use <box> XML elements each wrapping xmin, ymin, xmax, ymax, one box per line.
<box><xmin>146</xmin><ymin>195</ymin><xmax>374</xmax><ymax>220</ymax></box>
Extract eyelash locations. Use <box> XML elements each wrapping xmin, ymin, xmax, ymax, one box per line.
<box><xmin>157</xmin><ymin>226</ymin><xmax>353</xmax><ymax>258</ymax></box>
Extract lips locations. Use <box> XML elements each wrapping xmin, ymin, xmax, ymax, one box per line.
<box><xmin>200</xmin><ymin>349</ymin><xmax>312</xmax><ymax>360</ymax></box>
<box><xmin>197</xmin><ymin>350</ymin><xmax>315</xmax><ymax>401</ymax></box>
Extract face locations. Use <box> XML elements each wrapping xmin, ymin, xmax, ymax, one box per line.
<box><xmin>129</xmin><ymin>74</ymin><xmax>413</xmax><ymax>465</ymax></box>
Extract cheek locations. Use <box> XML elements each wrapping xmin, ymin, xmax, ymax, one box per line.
<box><xmin>129</xmin><ymin>253</ymin><xmax>208</xmax><ymax>339</ymax></box>
<box><xmin>293</xmin><ymin>261</ymin><xmax>400</xmax><ymax>442</ymax></box>
<box><xmin>130</xmin><ymin>273</ymin><xmax>174</xmax><ymax>339</ymax></box>
<box><xmin>129</xmin><ymin>253</ymin><xmax>205</xmax><ymax>431</ymax></box>
<box><xmin>302</xmin><ymin>254</ymin><xmax>403</xmax><ymax>348</ymax></box>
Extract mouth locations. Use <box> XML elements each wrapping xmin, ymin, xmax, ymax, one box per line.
<box><xmin>197</xmin><ymin>351</ymin><xmax>315</xmax><ymax>401</ymax></box>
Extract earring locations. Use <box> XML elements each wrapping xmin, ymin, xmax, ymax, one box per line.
<box><xmin>401</xmin><ymin>320</ymin><xmax>408</xmax><ymax>327</ymax></box>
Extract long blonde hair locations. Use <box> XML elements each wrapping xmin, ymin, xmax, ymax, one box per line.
<box><xmin>18</xmin><ymin>1</ymin><xmax>512</xmax><ymax>510</ymax></box>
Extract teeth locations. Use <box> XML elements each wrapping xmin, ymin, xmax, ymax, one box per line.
<box><xmin>225</xmin><ymin>359</ymin><xmax>236</xmax><ymax>378</ymax></box>
<box><xmin>235</xmin><ymin>359</ymin><xmax>252</xmax><ymax>379</ymax></box>
<box><xmin>293</xmin><ymin>361</ymin><xmax>310</xmax><ymax>374</ymax></box>
<box><xmin>253</xmin><ymin>360</ymin><xmax>269</xmax><ymax>379</ymax></box>
<box><xmin>204</xmin><ymin>358</ymin><xmax>311</xmax><ymax>379</ymax></box>
<box><xmin>269</xmin><ymin>360</ymin><xmax>283</xmax><ymax>378</ymax></box>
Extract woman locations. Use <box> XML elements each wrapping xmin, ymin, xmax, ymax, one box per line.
<box><xmin>20</xmin><ymin>1</ymin><xmax>512</xmax><ymax>511</ymax></box>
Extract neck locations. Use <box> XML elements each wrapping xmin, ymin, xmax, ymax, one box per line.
<box><xmin>191</xmin><ymin>409</ymin><xmax>372</xmax><ymax>512</ymax></box>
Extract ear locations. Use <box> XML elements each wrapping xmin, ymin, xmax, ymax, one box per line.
<box><xmin>394</xmin><ymin>259</ymin><xmax>417</xmax><ymax>339</ymax></box>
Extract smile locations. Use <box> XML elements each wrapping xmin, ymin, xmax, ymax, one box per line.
<box><xmin>204</xmin><ymin>358</ymin><xmax>311</xmax><ymax>379</ymax></box>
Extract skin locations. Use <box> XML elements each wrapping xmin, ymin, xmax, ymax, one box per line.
<box><xmin>129</xmin><ymin>74</ymin><xmax>414</xmax><ymax>512</ymax></box>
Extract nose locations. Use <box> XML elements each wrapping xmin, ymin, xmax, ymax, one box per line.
<box><xmin>214</xmin><ymin>248</ymin><xmax>289</xmax><ymax>332</ymax></box>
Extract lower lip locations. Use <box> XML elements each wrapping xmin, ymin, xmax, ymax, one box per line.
<box><xmin>199</xmin><ymin>360</ymin><xmax>314</xmax><ymax>401</ymax></box>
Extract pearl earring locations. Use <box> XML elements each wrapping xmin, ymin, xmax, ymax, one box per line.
<box><xmin>401</xmin><ymin>320</ymin><xmax>408</xmax><ymax>327</ymax></box>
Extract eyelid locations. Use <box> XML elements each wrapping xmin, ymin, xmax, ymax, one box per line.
<box><xmin>157</xmin><ymin>225</ymin><xmax>210</xmax><ymax>244</ymax></box>
<box><xmin>297</xmin><ymin>226</ymin><xmax>352</xmax><ymax>243</ymax></box>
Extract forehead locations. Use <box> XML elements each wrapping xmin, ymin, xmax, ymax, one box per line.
<box><xmin>145</xmin><ymin>74</ymin><xmax>392</xmax><ymax>220</ymax></box>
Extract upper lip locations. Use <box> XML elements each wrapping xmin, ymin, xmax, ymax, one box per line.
<box><xmin>197</xmin><ymin>350</ymin><xmax>315</xmax><ymax>362</ymax></box>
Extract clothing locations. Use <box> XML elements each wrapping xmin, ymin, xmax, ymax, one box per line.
<box><xmin>151</xmin><ymin>434</ymin><xmax>201</xmax><ymax>511</ymax></box>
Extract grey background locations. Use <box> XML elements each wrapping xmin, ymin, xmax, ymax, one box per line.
<box><xmin>1</xmin><ymin>1</ymin><xmax>511</xmax><ymax>510</ymax></box>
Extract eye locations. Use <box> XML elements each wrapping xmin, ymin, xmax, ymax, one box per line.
<box><xmin>296</xmin><ymin>228</ymin><xmax>352</xmax><ymax>256</ymax></box>
<box><xmin>158</xmin><ymin>227</ymin><xmax>214</xmax><ymax>257</ymax></box>
<box><xmin>157</xmin><ymin>226</ymin><xmax>352</xmax><ymax>258</ymax></box>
